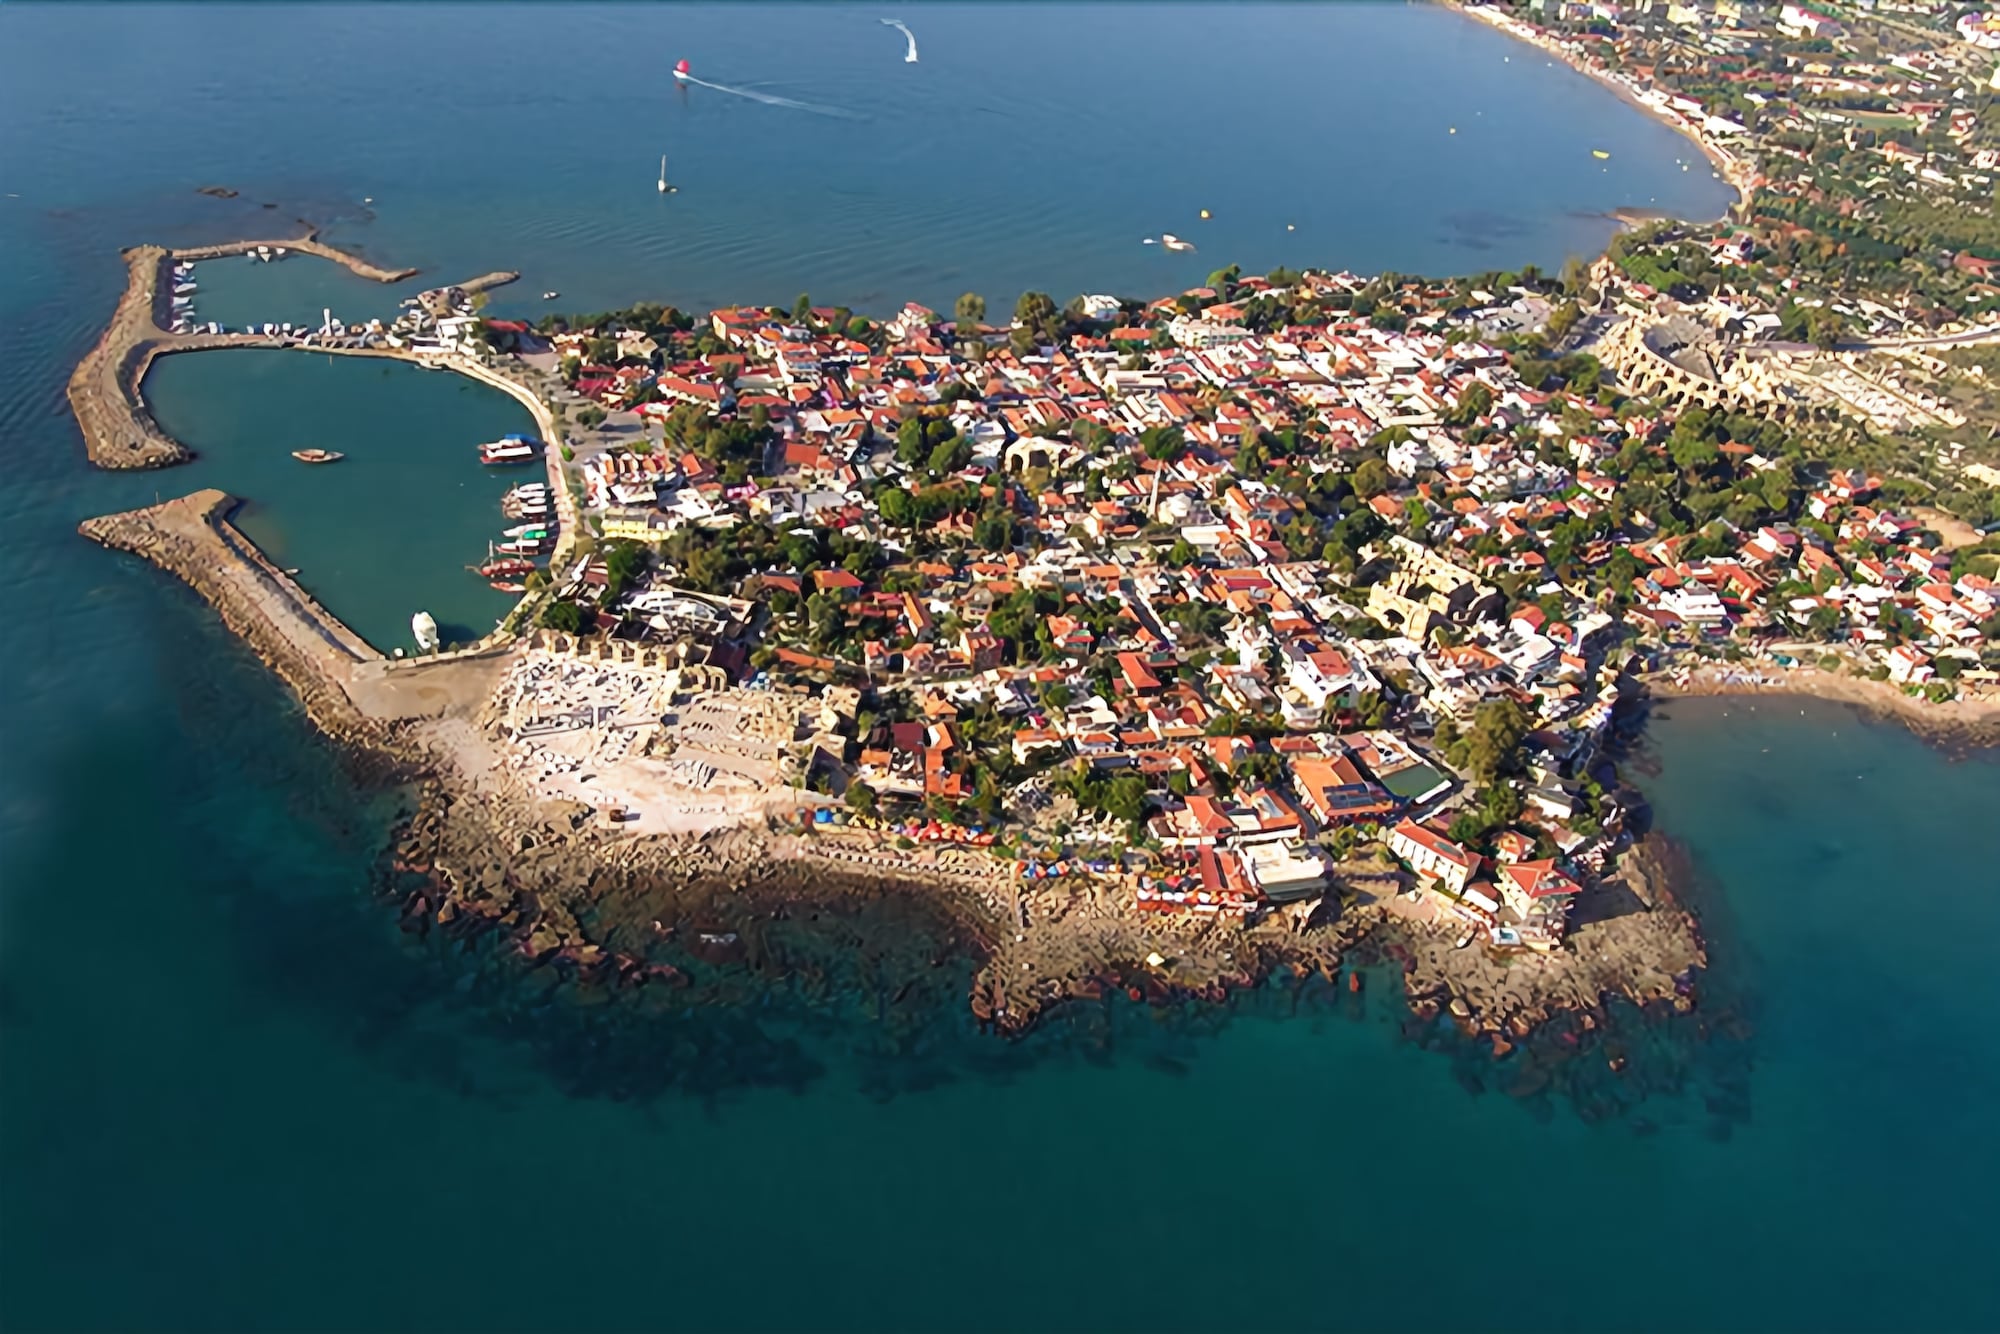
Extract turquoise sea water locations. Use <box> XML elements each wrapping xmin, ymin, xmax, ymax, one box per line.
<box><xmin>2</xmin><ymin>5</ymin><xmax>1995</xmax><ymax>1331</ymax></box>
<box><xmin>146</xmin><ymin>349</ymin><xmax>537</xmax><ymax>652</ymax></box>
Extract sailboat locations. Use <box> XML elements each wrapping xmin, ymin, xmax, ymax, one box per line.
<box><xmin>657</xmin><ymin>153</ymin><xmax>676</xmax><ymax>194</ymax></box>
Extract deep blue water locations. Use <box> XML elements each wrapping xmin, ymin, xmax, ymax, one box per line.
<box><xmin>1</xmin><ymin>3</ymin><xmax>1730</xmax><ymax>321</ymax></box>
<box><xmin>2</xmin><ymin>5</ymin><xmax>1994</xmax><ymax>1332</ymax></box>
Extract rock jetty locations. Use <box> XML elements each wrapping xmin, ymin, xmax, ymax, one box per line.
<box><xmin>66</xmin><ymin>237</ymin><xmax>417</xmax><ymax>471</ymax></box>
<box><xmin>78</xmin><ymin>490</ymin><xmax>416</xmax><ymax>779</ymax></box>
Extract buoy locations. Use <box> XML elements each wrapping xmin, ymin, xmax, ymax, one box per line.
<box><xmin>1199</xmin><ymin>208</ymin><xmax>1211</xmax><ymax>220</ymax></box>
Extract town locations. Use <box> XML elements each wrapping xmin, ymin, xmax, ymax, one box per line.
<box><xmin>405</xmin><ymin>202</ymin><xmax>2000</xmax><ymax>957</ymax></box>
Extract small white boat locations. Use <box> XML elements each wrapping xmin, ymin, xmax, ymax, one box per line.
<box><xmin>412</xmin><ymin>611</ymin><xmax>440</xmax><ymax>653</ymax></box>
<box><xmin>881</xmin><ymin>18</ymin><xmax>919</xmax><ymax>63</ymax></box>
<box><xmin>541</xmin><ymin>290</ymin><xmax>560</xmax><ymax>301</ymax></box>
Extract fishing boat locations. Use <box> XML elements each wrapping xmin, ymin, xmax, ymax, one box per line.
<box><xmin>291</xmin><ymin>448</ymin><xmax>345</xmax><ymax>464</ymax></box>
<box><xmin>412</xmin><ymin>611</ymin><xmax>440</xmax><ymax>653</ymax></box>
<box><xmin>476</xmin><ymin>555</ymin><xmax>537</xmax><ymax>578</ymax></box>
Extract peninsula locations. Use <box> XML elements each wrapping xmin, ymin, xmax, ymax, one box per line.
<box><xmin>74</xmin><ymin>0</ymin><xmax>2000</xmax><ymax>1036</ymax></box>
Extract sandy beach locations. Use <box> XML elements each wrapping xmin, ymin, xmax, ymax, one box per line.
<box><xmin>1649</xmin><ymin>661</ymin><xmax>2000</xmax><ymax>752</ymax></box>
<box><xmin>1448</xmin><ymin>1</ymin><xmax>1756</xmax><ymax>220</ymax></box>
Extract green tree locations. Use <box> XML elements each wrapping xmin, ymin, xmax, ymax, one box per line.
<box><xmin>1463</xmin><ymin>698</ymin><xmax>1530</xmax><ymax>784</ymax></box>
<box><xmin>878</xmin><ymin>486</ymin><xmax>915</xmax><ymax>529</ymax></box>
<box><xmin>955</xmin><ymin>292</ymin><xmax>986</xmax><ymax>326</ymax></box>
<box><xmin>1352</xmin><ymin>458</ymin><xmax>1393</xmax><ymax>499</ymax></box>
<box><xmin>1014</xmin><ymin>290</ymin><xmax>1060</xmax><ymax>341</ymax></box>
<box><xmin>896</xmin><ymin>417</ymin><xmax>927</xmax><ymax>466</ymax></box>
<box><xmin>793</xmin><ymin>292</ymin><xmax>813</xmax><ymax>324</ymax></box>
<box><xmin>539</xmin><ymin>600</ymin><xmax>584</xmax><ymax>633</ymax></box>
<box><xmin>845</xmin><ymin>781</ymin><xmax>877</xmax><ymax>814</ymax></box>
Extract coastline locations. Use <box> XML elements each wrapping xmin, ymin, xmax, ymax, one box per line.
<box><xmin>60</xmin><ymin>231</ymin><xmax>1716</xmax><ymax>1048</ymax></box>
<box><xmin>67</xmin><ymin>239</ymin><xmax>416</xmax><ymax>471</ymax></box>
<box><xmin>1443</xmin><ymin>1</ymin><xmax>1755</xmax><ymax>223</ymax></box>
<box><xmin>71</xmin><ymin>236</ymin><xmax>577</xmax><ymax>651</ymax></box>
<box><xmin>79</xmin><ymin>479</ymin><xmax>1704</xmax><ymax>1044</ymax></box>
<box><xmin>1648</xmin><ymin>662</ymin><xmax>2000</xmax><ymax>754</ymax></box>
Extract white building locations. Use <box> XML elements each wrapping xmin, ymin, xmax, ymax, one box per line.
<box><xmin>1167</xmin><ymin>315</ymin><xmax>1256</xmax><ymax>350</ymax></box>
<box><xmin>1388</xmin><ymin>819</ymin><xmax>1477</xmax><ymax>894</ymax></box>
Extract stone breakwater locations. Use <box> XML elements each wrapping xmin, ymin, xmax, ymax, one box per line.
<box><xmin>78</xmin><ymin>490</ymin><xmax>418</xmax><ymax>782</ymax></box>
<box><xmin>66</xmin><ymin>237</ymin><xmax>417</xmax><ymax>471</ymax></box>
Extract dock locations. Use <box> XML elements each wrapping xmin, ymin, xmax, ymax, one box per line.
<box><xmin>66</xmin><ymin>237</ymin><xmax>419</xmax><ymax>471</ymax></box>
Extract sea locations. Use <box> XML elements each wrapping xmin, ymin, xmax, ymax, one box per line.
<box><xmin>1</xmin><ymin>5</ymin><xmax>1995</xmax><ymax>1332</ymax></box>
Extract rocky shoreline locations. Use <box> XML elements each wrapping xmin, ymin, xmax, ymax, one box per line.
<box><xmin>79</xmin><ymin>491</ymin><xmax>419</xmax><ymax>783</ymax></box>
<box><xmin>78</xmin><ymin>483</ymin><xmax>1711</xmax><ymax>1049</ymax></box>
<box><xmin>66</xmin><ymin>225</ymin><xmax>1717</xmax><ymax>1058</ymax></box>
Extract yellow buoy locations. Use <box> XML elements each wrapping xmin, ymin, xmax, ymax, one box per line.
<box><xmin>1199</xmin><ymin>209</ymin><xmax>1211</xmax><ymax>220</ymax></box>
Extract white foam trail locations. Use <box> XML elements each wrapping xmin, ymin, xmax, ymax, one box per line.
<box><xmin>682</xmin><ymin>74</ymin><xmax>859</xmax><ymax>119</ymax></box>
<box><xmin>881</xmin><ymin>18</ymin><xmax>918</xmax><ymax>62</ymax></box>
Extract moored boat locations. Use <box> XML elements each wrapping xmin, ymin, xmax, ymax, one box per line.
<box><xmin>412</xmin><ymin>611</ymin><xmax>439</xmax><ymax>653</ymax></box>
<box><xmin>292</xmin><ymin>448</ymin><xmax>345</xmax><ymax>464</ymax></box>
<box><xmin>488</xmin><ymin>580</ymin><xmax>527</xmax><ymax>594</ymax></box>
<box><xmin>479</xmin><ymin>434</ymin><xmax>542</xmax><ymax>465</ymax></box>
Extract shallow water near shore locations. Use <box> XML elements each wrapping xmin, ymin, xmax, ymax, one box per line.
<box><xmin>5</xmin><ymin>630</ymin><xmax>2000</xmax><ymax>1330</ymax></box>
<box><xmin>2</xmin><ymin>4</ymin><xmax>1996</xmax><ymax>1330</ymax></box>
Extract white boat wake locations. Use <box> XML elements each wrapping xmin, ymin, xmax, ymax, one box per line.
<box><xmin>680</xmin><ymin>74</ymin><xmax>859</xmax><ymax>118</ymax></box>
<box><xmin>881</xmin><ymin>18</ymin><xmax>919</xmax><ymax>62</ymax></box>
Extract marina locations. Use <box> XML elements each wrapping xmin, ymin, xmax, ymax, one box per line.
<box><xmin>142</xmin><ymin>349</ymin><xmax>541</xmax><ymax>653</ymax></box>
